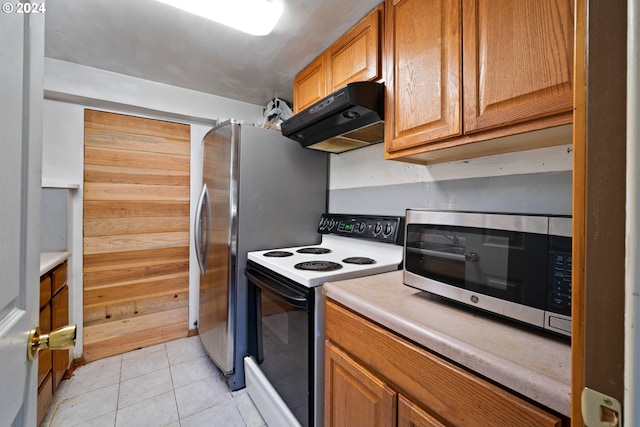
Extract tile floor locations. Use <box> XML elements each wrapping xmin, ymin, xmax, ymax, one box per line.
<box><xmin>42</xmin><ymin>336</ymin><xmax>267</xmax><ymax>427</ymax></box>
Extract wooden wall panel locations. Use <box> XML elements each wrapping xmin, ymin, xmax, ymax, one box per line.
<box><xmin>83</xmin><ymin>110</ymin><xmax>191</xmax><ymax>362</ymax></box>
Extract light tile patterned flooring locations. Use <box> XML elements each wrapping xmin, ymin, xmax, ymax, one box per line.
<box><xmin>42</xmin><ymin>336</ymin><xmax>266</xmax><ymax>427</ymax></box>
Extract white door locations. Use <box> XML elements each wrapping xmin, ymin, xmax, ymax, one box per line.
<box><xmin>0</xmin><ymin>7</ymin><xmax>45</xmax><ymax>427</ymax></box>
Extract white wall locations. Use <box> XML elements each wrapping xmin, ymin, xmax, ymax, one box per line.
<box><xmin>42</xmin><ymin>61</ymin><xmax>264</xmax><ymax>358</ymax></box>
<box><xmin>328</xmin><ymin>133</ymin><xmax>573</xmax><ymax>217</ymax></box>
<box><xmin>329</xmin><ymin>133</ymin><xmax>573</xmax><ymax>191</ymax></box>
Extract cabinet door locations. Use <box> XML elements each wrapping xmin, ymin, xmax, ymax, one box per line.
<box><xmin>293</xmin><ymin>55</ymin><xmax>326</xmax><ymax>113</ymax></box>
<box><xmin>398</xmin><ymin>395</ymin><xmax>449</xmax><ymax>427</ymax></box>
<box><xmin>325</xmin><ymin>340</ymin><xmax>397</xmax><ymax>427</ymax></box>
<box><xmin>462</xmin><ymin>0</ymin><xmax>574</xmax><ymax>133</ymax></box>
<box><xmin>52</xmin><ymin>285</ymin><xmax>69</xmax><ymax>392</ymax></box>
<box><xmin>327</xmin><ymin>6</ymin><xmax>382</xmax><ymax>92</ymax></box>
<box><xmin>385</xmin><ymin>0</ymin><xmax>462</xmax><ymax>153</ymax></box>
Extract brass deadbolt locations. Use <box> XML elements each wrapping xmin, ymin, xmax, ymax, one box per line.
<box><xmin>28</xmin><ymin>324</ymin><xmax>77</xmax><ymax>361</ymax></box>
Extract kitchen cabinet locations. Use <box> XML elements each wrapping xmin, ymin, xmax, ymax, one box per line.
<box><xmin>37</xmin><ymin>261</ymin><xmax>70</xmax><ymax>426</ymax></box>
<box><xmin>325</xmin><ymin>341</ymin><xmax>396</xmax><ymax>427</ymax></box>
<box><xmin>324</xmin><ymin>298</ymin><xmax>568</xmax><ymax>427</ymax></box>
<box><xmin>293</xmin><ymin>55</ymin><xmax>326</xmax><ymax>114</ymax></box>
<box><xmin>384</xmin><ymin>0</ymin><xmax>574</xmax><ymax>163</ymax></box>
<box><xmin>293</xmin><ymin>5</ymin><xmax>383</xmax><ymax>113</ymax></box>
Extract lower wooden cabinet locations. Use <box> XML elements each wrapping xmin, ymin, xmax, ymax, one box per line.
<box><xmin>38</xmin><ymin>261</ymin><xmax>70</xmax><ymax>426</ymax></box>
<box><xmin>398</xmin><ymin>395</ymin><xmax>447</xmax><ymax>427</ymax></box>
<box><xmin>325</xmin><ymin>341</ymin><xmax>396</xmax><ymax>427</ymax></box>
<box><xmin>325</xmin><ymin>299</ymin><xmax>568</xmax><ymax>427</ymax></box>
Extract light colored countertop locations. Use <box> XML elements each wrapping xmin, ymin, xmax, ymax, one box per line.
<box><xmin>322</xmin><ymin>270</ymin><xmax>571</xmax><ymax>417</ymax></box>
<box><xmin>40</xmin><ymin>251</ymin><xmax>70</xmax><ymax>276</ymax></box>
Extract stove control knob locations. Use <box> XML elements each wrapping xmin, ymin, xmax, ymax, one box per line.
<box><xmin>329</xmin><ymin>219</ymin><xmax>338</xmax><ymax>231</ymax></box>
<box><xmin>358</xmin><ymin>222</ymin><xmax>366</xmax><ymax>233</ymax></box>
<box><xmin>373</xmin><ymin>223</ymin><xmax>382</xmax><ymax>236</ymax></box>
<box><xmin>383</xmin><ymin>224</ymin><xmax>394</xmax><ymax>237</ymax></box>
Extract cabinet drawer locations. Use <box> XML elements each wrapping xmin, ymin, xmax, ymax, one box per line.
<box><xmin>326</xmin><ymin>300</ymin><xmax>563</xmax><ymax>427</ymax></box>
<box><xmin>39</xmin><ymin>276</ymin><xmax>51</xmax><ymax>310</ymax></box>
<box><xmin>52</xmin><ymin>262</ymin><xmax>68</xmax><ymax>295</ymax></box>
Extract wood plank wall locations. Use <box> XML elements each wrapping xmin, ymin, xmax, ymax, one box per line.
<box><xmin>83</xmin><ymin>110</ymin><xmax>191</xmax><ymax>362</ymax></box>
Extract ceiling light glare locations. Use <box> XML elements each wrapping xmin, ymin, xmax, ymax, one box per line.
<box><xmin>156</xmin><ymin>0</ymin><xmax>283</xmax><ymax>36</ymax></box>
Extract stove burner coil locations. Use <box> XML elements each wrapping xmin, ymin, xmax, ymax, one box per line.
<box><xmin>263</xmin><ymin>251</ymin><xmax>294</xmax><ymax>258</ymax></box>
<box><xmin>296</xmin><ymin>247</ymin><xmax>332</xmax><ymax>255</ymax></box>
<box><xmin>342</xmin><ymin>257</ymin><xmax>377</xmax><ymax>265</ymax></box>
<box><xmin>294</xmin><ymin>261</ymin><xmax>343</xmax><ymax>272</ymax></box>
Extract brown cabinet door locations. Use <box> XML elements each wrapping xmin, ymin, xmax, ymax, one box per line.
<box><xmin>398</xmin><ymin>395</ymin><xmax>448</xmax><ymax>427</ymax></box>
<box><xmin>52</xmin><ymin>285</ymin><xmax>69</xmax><ymax>392</ymax></box>
<box><xmin>462</xmin><ymin>0</ymin><xmax>574</xmax><ymax>133</ymax></box>
<box><xmin>385</xmin><ymin>0</ymin><xmax>462</xmax><ymax>153</ymax></box>
<box><xmin>327</xmin><ymin>5</ymin><xmax>382</xmax><ymax>92</ymax></box>
<box><xmin>325</xmin><ymin>340</ymin><xmax>397</xmax><ymax>427</ymax></box>
<box><xmin>293</xmin><ymin>55</ymin><xmax>326</xmax><ymax>114</ymax></box>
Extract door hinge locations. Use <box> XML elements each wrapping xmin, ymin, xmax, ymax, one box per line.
<box><xmin>582</xmin><ymin>387</ymin><xmax>622</xmax><ymax>427</ymax></box>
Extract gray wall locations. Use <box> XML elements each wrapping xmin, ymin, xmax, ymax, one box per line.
<box><xmin>40</xmin><ymin>188</ymin><xmax>68</xmax><ymax>251</ymax></box>
<box><xmin>328</xmin><ymin>138</ymin><xmax>573</xmax><ymax>217</ymax></box>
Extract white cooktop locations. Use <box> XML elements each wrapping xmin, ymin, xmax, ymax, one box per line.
<box><xmin>247</xmin><ymin>234</ymin><xmax>403</xmax><ymax>288</ymax></box>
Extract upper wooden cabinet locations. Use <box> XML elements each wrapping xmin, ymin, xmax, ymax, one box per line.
<box><xmin>384</xmin><ymin>0</ymin><xmax>462</xmax><ymax>153</ymax></box>
<box><xmin>385</xmin><ymin>0</ymin><xmax>574</xmax><ymax>162</ymax></box>
<box><xmin>293</xmin><ymin>5</ymin><xmax>383</xmax><ymax>114</ymax></box>
<box><xmin>463</xmin><ymin>0</ymin><xmax>574</xmax><ymax>133</ymax></box>
<box><xmin>293</xmin><ymin>55</ymin><xmax>326</xmax><ymax>114</ymax></box>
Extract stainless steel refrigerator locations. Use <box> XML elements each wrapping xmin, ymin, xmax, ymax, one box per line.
<box><xmin>194</xmin><ymin>119</ymin><xmax>327</xmax><ymax>391</ymax></box>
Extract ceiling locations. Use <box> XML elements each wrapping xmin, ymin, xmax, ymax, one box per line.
<box><xmin>44</xmin><ymin>0</ymin><xmax>382</xmax><ymax>107</ymax></box>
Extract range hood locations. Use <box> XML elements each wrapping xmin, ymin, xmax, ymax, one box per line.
<box><xmin>281</xmin><ymin>81</ymin><xmax>384</xmax><ymax>153</ymax></box>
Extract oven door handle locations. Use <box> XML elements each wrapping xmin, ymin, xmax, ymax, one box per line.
<box><xmin>245</xmin><ymin>269</ymin><xmax>308</xmax><ymax>309</ymax></box>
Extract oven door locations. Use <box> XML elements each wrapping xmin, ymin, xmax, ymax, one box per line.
<box><xmin>246</xmin><ymin>261</ymin><xmax>314</xmax><ymax>427</ymax></box>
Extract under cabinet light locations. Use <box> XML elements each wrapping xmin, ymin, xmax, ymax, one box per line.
<box><xmin>156</xmin><ymin>0</ymin><xmax>283</xmax><ymax>36</ymax></box>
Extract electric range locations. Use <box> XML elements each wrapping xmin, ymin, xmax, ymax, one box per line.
<box><xmin>244</xmin><ymin>213</ymin><xmax>403</xmax><ymax>427</ymax></box>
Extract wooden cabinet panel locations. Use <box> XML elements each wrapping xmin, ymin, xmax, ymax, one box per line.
<box><xmin>325</xmin><ymin>340</ymin><xmax>397</xmax><ymax>427</ymax></box>
<box><xmin>38</xmin><ymin>305</ymin><xmax>52</xmax><ymax>387</ymax></box>
<box><xmin>51</xmin><ymin>261</ymin><xmax>67</xmax><ymax>295</ymax></box>
<box><xmin>326</xmin><ymin>300</ymin><xmax>564</xmax><ymax>427</ymax></box>
<box><xmin>462</xmin><ymin>0</ymin><xmax>574</xmax><ymax>133</ymax></box>
<box><xmin>52</xmin><ymin>285</ymin><xmax>70</xmax><ymax>392</ymax></box>
<box><xmin>39</xmin><ymin>275</ymin><xmax>51</xmax><ymax>310</ymax></box>
<box><xmin>37</xmin><ymin>373</ymin><xmax>53</xmax><ymax>427</ymax></box>
<box><xmin>293</xmin><ymin>55</ymin><xmax>326</xmax><ymax>114</ymax></box>
<box><xmin>38</xmin><ymin>261</ymin><xmax>70</xmax><ymax>423</ymax></box>
<box><xmin>327</xmin><ymin>5</ymin><xmax>382</xmax><ymax>92</ymax></box>
<box><xmin>398</xmin><ymin>395</ymin><xmax>448</xmax><ymax>427</ymax></box>
<box><xmin>385</xmin><ymin>0</ymin><xmax>462</xmax><ymax>153</ymax></box>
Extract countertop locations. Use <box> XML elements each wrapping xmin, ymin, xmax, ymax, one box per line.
<box><xmin>322</xmin><ymin>270</ymin><xmax>571</xmax><ymax>417</ymax></box>
<box><xmin>40</xmin><ymin>251</ymin><xmax>70</xmax><ymax>276</ymax></box>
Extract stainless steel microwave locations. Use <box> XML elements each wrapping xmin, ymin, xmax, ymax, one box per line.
<box><xmin>403</xmin><ymin>210</ymin><xmax>572</xmax><ymax>337</ymax></box>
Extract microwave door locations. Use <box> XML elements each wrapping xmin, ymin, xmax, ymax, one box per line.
<box><xmin>465</xmin><ymin>232</ymin><xmax>513</xmax><ymax>297</ymax></box>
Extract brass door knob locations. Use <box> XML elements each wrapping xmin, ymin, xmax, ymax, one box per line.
<box><xmin>27</xmin><ymin>324</ymin><xmax>77</xmax><ymax>361</ymax></box>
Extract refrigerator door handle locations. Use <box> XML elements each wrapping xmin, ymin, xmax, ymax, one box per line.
<box><xmin>194</xmin><ymin>183</ymin><xmax>211</xmax><ymax>275</ymax></box>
